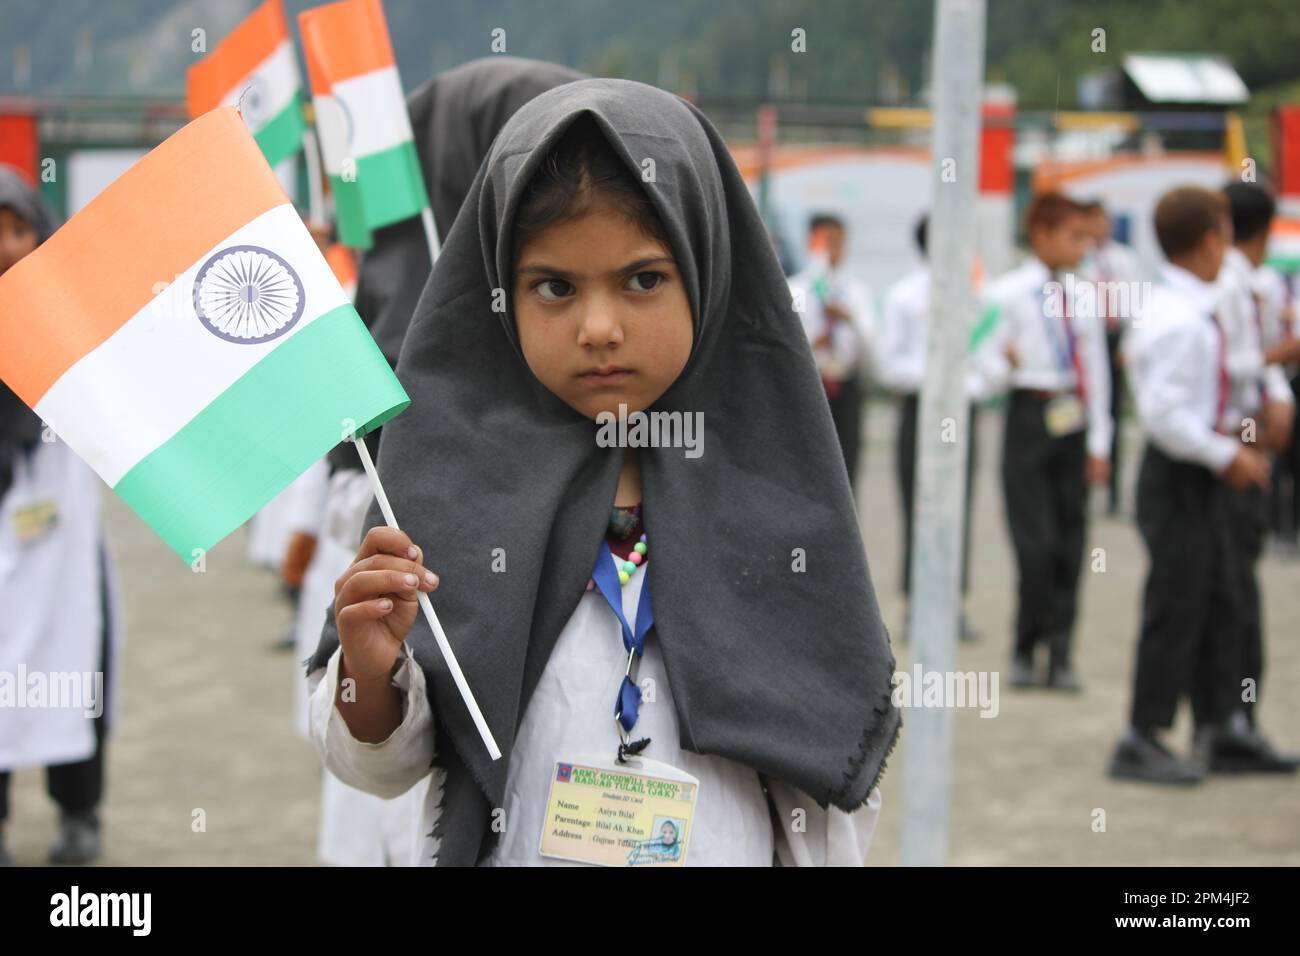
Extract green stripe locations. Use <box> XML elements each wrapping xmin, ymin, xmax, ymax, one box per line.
<box><xmin>330</xmin><ymin>140</ymin><xmax>429</xmax><ymax>248</ymax></box>
<box><xmin>113</xmin><ymin>305</ymin><xmax>408</xmax><ymax>561</ymax></box>
<box><xmin>328</xmin><ymin>171</ymin><xmax>372</xmax><ymax>249</ymax></box>
<box><xmin>1265</xmin><ymin>254</ymin><xmax>1300</xmax><ymax>271</ymax></box>
<box><xmin>969</xmin><ymin>302</ymin><xmax>1001</xmax><ymax>350</ymax></box>
<box><xmin>253</xmin><ymin>94</ymin><xmax>306</xmax><ymax>168</ymax></box>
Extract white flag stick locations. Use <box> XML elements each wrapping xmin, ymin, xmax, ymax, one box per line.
<box><xmin>302</xmin><ymin>128</ymin><xmax>326</xmax><ymax>226</ymax></box>
<box><xmin>419</xmin><ymin>206</ymin><xmax>441</xmax><ymax>266</ymax></box>
<box><xmin>353</xmin><ymin>433</ymin><xmax>502</xmax><ymax>761</ymax></box>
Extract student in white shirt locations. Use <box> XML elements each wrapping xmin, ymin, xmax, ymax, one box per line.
<box><xmin>788</xmin><ymin>214</ymin><xmax>876</xmax><ymax>490</ymax></box>
<box><xmin>305</xmin><ymin>80</ymin><xmax>898</xmax><ymax>866</ymax></box>
<box><xmin>1198</xmin><ymin>183</ymin><xmax>1299</xmax><ymax>773</ymax></box>
<box><xmin>1258</xmin><ymin>265</ymin><xmax>1300</xmax><ymax>548</ymax></box>
<box><xmin>976</xmin><ymin>193</ymin><xmax>1112</xmax><ymax>692</ymax></box>
<box><xmin>1110</xmin><ymin>186</ymin><xmax>1271</xmax><ymax>785</ymax></box>
<box><xmin>877</xmin><ymin>215</ymin><xmax>983</xmax><ymax>638</ymax></box>
<box><xmin>1081</xmin><ymin>200</ymin><xmax>1143</xmax><ymax>515</ymax></box>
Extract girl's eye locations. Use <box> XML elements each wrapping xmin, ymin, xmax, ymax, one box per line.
<box><xmin>627</xmin><ymin>271</ymin><xmax>664</xmax><ymax>293</ymax></box>
<box><xmin>534</xmin><ymin>278</ymin><xmax>574</xmax><ymax>301</ymax></box>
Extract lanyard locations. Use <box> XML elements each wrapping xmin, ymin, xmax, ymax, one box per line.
<box><xmin>590</xmin><ymin>540</ymin><xmax>654</xmax><ymax>760</ymax></box>
<box><xmin>1209</xmin><ymin>311</ymin><xmax>1230</xmax><ymax>432</ymax></box>
<box><xmin>1038</xmin><ymin>277</ymin><xmax>1087</xmax><ymax>403</ymax></box>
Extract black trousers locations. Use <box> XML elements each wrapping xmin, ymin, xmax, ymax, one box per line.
<box><xmin>1001</xmin><ymin>391</ymin><xmax>1088</xmax><ymax>666</ymax></box>
<box><xmin>1106</xmin><ymin>328</ymin><xmax>1125</xmax><ymax>513</ymax></box>
<box><xmin>1129</xmin><ymin>445</ymin><xmax>1239</xmax><ymax>732</ymax></box>
<box><xmin>1268</xmin><ymin>372</ymin><xmax>1300</xmax><ymax>541</ymax></box>
<box><xmin>897</xmin><ymin>393</ymin><xmax>976</xmax><ymax>594</ymax></box>
<box><xmin>1220</xmin><ymin>485</ymin><xmax>1267</xmax><ymax>728</ymax></box>
<box><xmin>825</xmin><ymin>375</ymin><xmax>863</xmax><ymax>491</ymax></box>
<box><xmin>0</xmin><ymin>543</ymin><xmax>111</xmax><ymax>824</ymax></box>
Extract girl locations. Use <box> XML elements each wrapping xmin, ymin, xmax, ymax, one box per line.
<box><xmin>0</xmin><ymin>167</ymin><xmax>123</xmax><ymax>865</ymax></box>
<box><xmin>306</xmin><ymin>79</ymin><xmax>900</xmax><ymax>866</ymax></box>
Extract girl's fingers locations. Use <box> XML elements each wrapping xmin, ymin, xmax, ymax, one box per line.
<box><xmin>355</xmin><ymin>526</ymin><xmax>419</xmax><ymax>563</ymax></box>
<box><xmin>336</xmin><ymin>553</ymin><xmax>438</xmax><ymax>598</ymax></box>
<box><xmin>337</xmin><ymin>569</ymin><xmax>430</xmax><ymax>611</ymax></box>
<box><xmin>337</xmin><ymin>597</ymin><xmax>395</xmax><ymax>627</ymax></box>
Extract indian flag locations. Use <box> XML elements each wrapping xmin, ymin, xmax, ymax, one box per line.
<box><xmin>0</xmin><ymin>108</ymin><xmax>409</xmax><ymax>561</ymax></box>
<box><xmin>1267</xmin><ymin>218</ymin><xmax>1300</xmax><ymax>272</ymax></box>
<box><xmin>300</xmin><ymin>0</ymin><xmax>428</xmax><ymax>249</ymax></box>
<box><xmin>186</xmin><ymin>0</ymin><xmax>306</xmax><ymax>169</ymax></box>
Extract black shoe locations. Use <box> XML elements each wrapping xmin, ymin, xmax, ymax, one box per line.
<box><xmin>1047</xmin><ymin>666</ymin><xmax>1083</xmax><ymax>693</ymax></box>
<box><xmin>0</xmin><ymin>829</ymin><xmax>12</xmax><ymax>867</ymax></box>
<box><xmin>1009</xmin><ymin>655</ymin><xmax>1037</xmax><ymax>688</ymax></box>
<box><xmin>1208</xmin><ymin>725</ymin><xmax>1300</xmax><ymax>774</ymax></box>
<box><xmin>49</xmin><ymin>812</ymin><xmax>101</xmax><ymax>865</ymax></box>
<box><xmin>1108</xmin><ymin>730</ymin><xmax>1204</xmax><ymax>785</ymax></box>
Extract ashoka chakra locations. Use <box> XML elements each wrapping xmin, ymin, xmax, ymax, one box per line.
<box><xmin>193</xmin><ymin>244</ymin><xmax>305</xmax><ymax>343</ymax></box>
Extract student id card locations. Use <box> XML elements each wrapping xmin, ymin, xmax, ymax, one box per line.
<box><xmin>538</xmin><ymin>755</ymin><xmax>698</xmax><ymax>867</ymax></box>
<box><xmin>11</xmin><ymin>498</ymin><xmax>59</xmax><ymax>545</ymax></box>
<box><xmin>1043</xmin><ymin>394</ymin><xmax>1086</xmax><ymax>437</ymax></box>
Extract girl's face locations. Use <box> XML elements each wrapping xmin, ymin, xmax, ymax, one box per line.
<box><xmin>513</xmin><ymin>195</ymin><xmax>693</xmax><ymax>420</ymax></box>
<box><xmin>0</xmin><ymin>206</ymin><xmax>39</xmax><ymax>277</ymax></box>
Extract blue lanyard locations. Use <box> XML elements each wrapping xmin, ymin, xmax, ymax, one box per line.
<box><xmin>1036</xmin><ymin>282</ymin><xmax>1077</xmax><ymax>374</ymax></box>
<box><xmin>590</xmin><ymin>541</ymin><xmax>654</xmax><ymax>739</ymax></box>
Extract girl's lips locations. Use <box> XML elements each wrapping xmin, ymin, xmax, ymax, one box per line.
<box><xmin>578</xmin><ymin>369</ymin><xmax>633</xmax><ymax>386</ymax></box>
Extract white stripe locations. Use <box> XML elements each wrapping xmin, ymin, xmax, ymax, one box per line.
<box><xmin>332</xmin><ymin>65</ymin><xmax>415</xmax><ymax>160</ymax></box>
<box><xmin>218</xmin><ymin>40</ymin><xmax>301</xmax><ymax>134</ymax></box>
<box><xmin>36</xmin><ymin>203</ymin><xmax>349</xmax><ymax>487</ymax></box>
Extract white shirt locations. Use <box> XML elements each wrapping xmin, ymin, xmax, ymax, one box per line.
<box><xmin>876</xmin><ymin>264</ymin><xmax>991</xmax><ymax>400</ymax></box>
<box><xmin>307</xmin><ymin>555</ymin><xmax>883</xmax><ymax>867</ymax></box>
<box><xmin>1215</xmin><ymin>246</ymin><xmax>1294</xmax><ymax>426</ymax></box>
<box><xmin>1083</xmin><ymin>239</ymin><xmax>1144</xmax><ymax>332</ymax></box>
<box><xmin>976</xmin><ymin>257</ymin><xmax>1114</xmax><ymax>456</ymax></box>
<box><xmin>788</xmin><ymin>259</ymin><xmax>877</xmax><ymax>382</ymax></box>
<box><xmin>1124</xmin><ymin>264</ymin><xmax>1241</xmax><ymax>473</ymax></box>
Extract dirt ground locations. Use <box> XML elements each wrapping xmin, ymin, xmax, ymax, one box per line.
<box><xmin>7</xmin><ymin>402</ymin><xmax>1299</xmax><ymax>865</ymax></box>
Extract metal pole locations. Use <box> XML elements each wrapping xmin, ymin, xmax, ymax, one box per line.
<box><xmin>900</xmin><ymin>0</ymin><xmax>986</xmax><ymax>866</ymax></box>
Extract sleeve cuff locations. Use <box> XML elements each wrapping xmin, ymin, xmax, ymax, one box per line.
<box><xmin>307</xmin><ymin>643</ymin><xmax>436</xmax><ymax>799</ymax></box>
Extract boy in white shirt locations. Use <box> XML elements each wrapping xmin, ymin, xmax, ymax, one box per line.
<box><xmin>788</xmin><ymin>214</ymin><xmax>876</xmax><ymax>490</ymax></box>
<box><xmin>1110</xmin><ymin>186</ymin><xmax>1270</xmax><ymax>784</ymax></box>
<box><xmin>1199</xmin><ymin>183</ymin><xmax>1298</xmax><ymax>772</ymax></box>
<box><xmin>977</xmin><ymin>193</ymin><xmax>1112</xmax><ymax>691</ymax></box>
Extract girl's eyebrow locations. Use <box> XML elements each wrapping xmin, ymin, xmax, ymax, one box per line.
<box><xmin>516</xmin><ymin>255</ymin><xmax>677</xmax><ymax>279</ymax></box>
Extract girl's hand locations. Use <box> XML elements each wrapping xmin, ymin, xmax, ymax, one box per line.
<box><xmin>334</xmin><ymin>527</ymin><xmax>439</xmax><ymax>682</ymax></box>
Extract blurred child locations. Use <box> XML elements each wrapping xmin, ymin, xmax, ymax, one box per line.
<box><xmin>1109</xmin><ymin>186</ymin><xmax>1267</xmax><ymax>784</ymax></box>
<box><xmin>978</xmin><ymin>193</ymin><xmax>1112</xmax><ymax>691</ymax></box>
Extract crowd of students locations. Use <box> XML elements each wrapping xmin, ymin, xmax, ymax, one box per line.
<box><xmin>795</xmin><ymin>182</ymin><xmax>1300</xmax><ymax>786</ymax></box>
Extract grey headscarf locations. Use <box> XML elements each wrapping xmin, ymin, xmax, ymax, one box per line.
<box><xmin>310</xmin><ymin>78</ymin><xmax>900</xmax><ymax>865</ymax></box>
<box><xmin>0</xmin><ymin>166</ymin><xmax>58</xmax><ymax>499</ymax></box>
<box><xmin>327</xmin><ymin>57</ymin><xmax>583</xmax><ymax>473</ymax></box>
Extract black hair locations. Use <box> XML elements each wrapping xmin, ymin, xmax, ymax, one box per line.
<box><xmin>513</xmin><ymin>115</ymin><xmax>670</xmax><ymax>257</ymax></box>
<box><xmin>914</xmin><ymin>214</ymin><xmax>928</xmax><ymax>255</ymax></box>
<box><xmin>1222</xmin><ymin>182</ymin><xmax>1276</xmax><ymax>244</ymax></box>
<box><xmin>808</xmin><ymin>212</ymin><xmax>845</xmax><ymax>234</ymax></box>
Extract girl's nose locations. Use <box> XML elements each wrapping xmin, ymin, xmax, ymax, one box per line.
<box><xmin>575</xmin><ymin>296</ymin><xmax>625</xmax><ymax>349</ymax></box>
